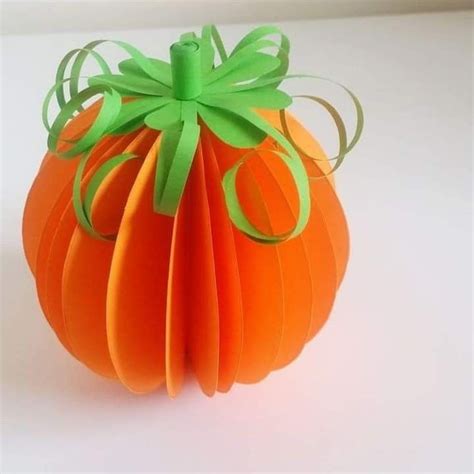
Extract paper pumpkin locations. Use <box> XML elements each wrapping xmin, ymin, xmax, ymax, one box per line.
<box><xmin>23</xmin><ymin>25</ymin><xmax>363</xmax><ymax>396</ymax></box>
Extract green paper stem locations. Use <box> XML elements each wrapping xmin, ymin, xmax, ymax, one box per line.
<box><xmin>170</xmin><ymin>40</ymin><xmax>202</xmax><ymax>100</ymax></box>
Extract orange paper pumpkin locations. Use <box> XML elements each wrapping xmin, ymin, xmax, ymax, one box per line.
<box><xmin>23</xmin><ymin>25</ymin><xmax>361</xmax><ymax>397</ymax></box>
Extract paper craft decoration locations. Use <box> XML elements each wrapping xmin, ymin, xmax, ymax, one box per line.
<box><xmin>23</xmin><ymin>25</ymin><xmax>363</xmax><ymax>396</ymax></box>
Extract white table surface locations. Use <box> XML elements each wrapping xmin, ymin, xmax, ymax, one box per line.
<box><xmin>1</xmin><ymin>10</ymin><xmax>472</xmax><ymax>473</ymax></box>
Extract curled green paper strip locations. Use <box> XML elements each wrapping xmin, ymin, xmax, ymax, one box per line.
<box><xmin>72</xmin><ymin>152</ymin><xmax>139</xmax><ymax>240</ymax></box>
<box><xmin>43</xmin><ymin>24</ymin><xmax>363</xmax><ymax>243</ymax></box>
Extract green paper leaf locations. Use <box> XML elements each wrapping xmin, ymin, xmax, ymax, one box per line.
<box><xmin>144</xmin><ymin>100</ymin><xmax>181</xmax><ymax>130</ymax></box>
<box><xmin>112</xmin><ymin>40</ymin><xmax>172</xmax><ymax>86</ymax></box>
<box><xmin>154</xmin><ymin>121</ymin><xmax>200</xmax><ymax>215</ymax></box>
<box><xmin>204</xmin><ymin>52</ymin><xmax>280</xmax><ymax>88</ymax></box>
<box><xmin>208</xmin><ymin>74</ymin><xmax>293</xmax><ymax>94</ymax></box>
<box><xmin>204</xmin><ymin>39</ymin><xmax>280</xmax><ymax>85</ymax></box>
<box><xmin>118</xmin><ymin>57</ymin><xmax>172</xmax><ymax>87</ymax></box>
<box><xmin>108</xmin><ymin>96</ymin><xmax>172</xmax><ymax>133</ymax></box>
<box><xmin>199</xmin><ymin>87</ymin><xmax>292</xmax><ymax>110</ymax></box>
<box><xmin>197</xmin><ymin>103</ymin><xmax>266</xmax><ymax>148</ymax></box>
<box><xmin>88</xmin><ymin>74</ymin><xmax>171</xmax><ymax>97</ymax></box>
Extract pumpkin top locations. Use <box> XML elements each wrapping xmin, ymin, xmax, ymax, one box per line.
<box><xmin>43</xmin><ymin>24</ymin><xmax>363</xmax><ymax>242</ymax></box>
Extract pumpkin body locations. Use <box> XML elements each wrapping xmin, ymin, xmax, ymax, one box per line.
<box><xmin>23</xmin><ymin>107</ymin><xmax>349</xmax><ymax>396</ymax></box>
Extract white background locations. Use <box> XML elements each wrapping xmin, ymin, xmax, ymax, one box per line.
<box><xmin>2</xmin><ymin>0</ymin><xmax>472</xmax><ymax>34</ymax></box>
<box><xmin>1</xmin><ymin>9</ymin><xmax>472</xmax><ymax>473</ymax></box>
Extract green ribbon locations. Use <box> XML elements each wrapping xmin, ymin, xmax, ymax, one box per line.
<box><xmin>43</xmin><ymin>25</ymin><xmax>363</xmax><ymax>242</ymax></box>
